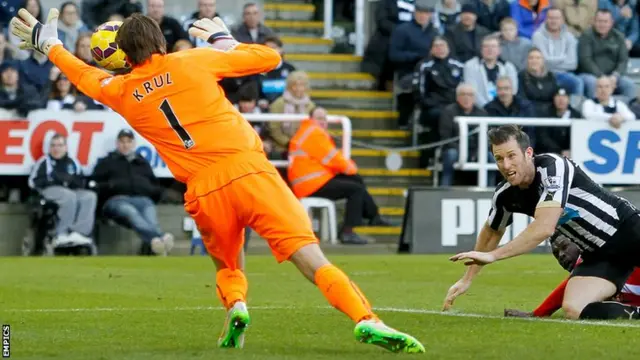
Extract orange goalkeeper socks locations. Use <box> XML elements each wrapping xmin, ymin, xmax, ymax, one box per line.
<box><xmin>216</xmin><ymin>268</ymin><xmax>248</xmax><ymax>309</ymax></box>
<box><xmin>314</xmin><ymin>264</ymin><xmax>377</xmax><ymax>323</ymax></box>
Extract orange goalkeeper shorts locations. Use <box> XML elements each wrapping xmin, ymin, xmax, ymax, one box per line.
<box><xmin>184</xmin><ymin>154</ymin><xmax>318</xmax><ymax>269</ymax></box>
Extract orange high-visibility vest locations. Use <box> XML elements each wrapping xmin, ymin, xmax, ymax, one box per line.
<box><xmin>287</xmin><ymin>119</ymin><xmax>357</xmax><ymax>198</ymax></box>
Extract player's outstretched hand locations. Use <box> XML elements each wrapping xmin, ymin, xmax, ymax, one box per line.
<box><xmin>188</xmin><ymin>17</ymin><xmax>238</xmax><ymax>52</ymax></box>
<box><xmin>504</xmin><ymin>309</ymin><xmax>534</xmax><ymax>318</ymax></box>
<box><xmin>450</xmin><ymin>251</ymin><xmax>496</xmax><ymax>266</ymax></box>
<box><xmin>10</xmin><ymin>8</ymin><xmax>62</xmax><ymax>55</ymax></box>
<box><xmin>442</xmin><ymin>279</ymin><xmax>471</xmax><ymax>311</ymax></box>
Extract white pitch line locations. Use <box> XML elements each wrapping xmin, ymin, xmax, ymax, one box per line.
<box><xmin>3</xmin><ymin>305</ymin><xmax>640</xmax><ymax>329</ymax></box>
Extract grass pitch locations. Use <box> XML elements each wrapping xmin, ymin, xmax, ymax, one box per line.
<box><xmin>1</xmin><ymin>254</ymin><xmax>638</xmax><ymax>360</ymax></box>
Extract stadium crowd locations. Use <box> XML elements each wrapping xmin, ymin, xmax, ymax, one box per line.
<box><xmin>0</xmin><ymin>0</ymin><xmax>390</xmax><ymax>250</ymax></box>
<box><xmin>363</xmin><ymin>0</ymin><xmax>640</xmax><ymax>185</ymax></box>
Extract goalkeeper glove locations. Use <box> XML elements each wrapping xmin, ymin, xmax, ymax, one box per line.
<box><xmin>10</xmin><ymin>8</ymin><xmax>62</xmax><ymax>55</ymax></box>
<box><xmin>188</xmin><ymin>17</ymin><xmax>239</xmax><ymax>51</ymax></box>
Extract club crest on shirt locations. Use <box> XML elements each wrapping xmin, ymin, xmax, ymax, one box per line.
<box><xmin>543</xmin><ymin>176</ymin><xmax>562</xmax><ymax>191</ymax></box>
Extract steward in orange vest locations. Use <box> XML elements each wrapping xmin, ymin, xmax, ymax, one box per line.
<box><xmin>288</xmin><ymin>107</ymin><xmax>390</xmax><ymax>244</ymax></box>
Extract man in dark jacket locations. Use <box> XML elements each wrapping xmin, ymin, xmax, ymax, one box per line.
<box><xmin>259</xmin><ymin>36</ymin><xmax>296</xmax><ymax>104</ymax></box>
<box><xmin>361</xmin><ymin>0</ymin><xmax>416</xmax><ymax>89</ymax></box>
<box><xmin>389</xmin><ymin>0</ymin><xmax>439</xmax><ymax>128</ymax></box>
<box><xmin>445</xmin><ymin>3</ymin><xmax>491</xmax><ymax>62</ymax></box>
<box><xmin>484</xmin><ymin>75</ymin><xmax>537</xmax><ymax>144</ymax></box>
<box><xmin>536</xmin><ymin>87</ymin><xmax>582</xmax><ymax>155</ymax></box>
<box><xmin>28</xmin><ymin>133</ymin><xmax>96</xmax><ymax>248</ymax></box>
<box><xmin>91</xmin><ymin>129</ymin><xmax>174</xmax><ymax>256</ymax></box>
<box><xmin>231</xmin><ymin>3</ymin><xmax>276</xmax><ymax>44</ymax></box>
<box><xmin>578</xmin><ymin>9</ymin><xmax>635</xmax><ymax>99</ymax></box>
<box><xmin>0</xmin><ymin>61</ymin><xmax>43</xmax><ymax>116</ymax></box>
<box><xmin>413</xmin><ymin>35</ymin><xmax>464</xmax><ymax>165</ymax></box>
<box><xmin>147</xmin><ymin>0</ymin><xmax>190</xmax><ymax>52</ymax></box>
<box><xmin>438</xmin><ymin>83</ymin><xmax>489</xmax><ymax>186</ymax></box>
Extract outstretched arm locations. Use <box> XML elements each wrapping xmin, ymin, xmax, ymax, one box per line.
<box><xmin>47</xmin><ymin>45</ymin><xmax>120</xmax><ymax>112</ymax></box>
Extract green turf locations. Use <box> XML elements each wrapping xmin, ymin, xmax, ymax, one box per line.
<box><xmin>0</xmin><ymin>255</ymin><xmax>638</xmax><ymax>359</ymax></box>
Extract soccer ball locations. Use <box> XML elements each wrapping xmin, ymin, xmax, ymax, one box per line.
<box><xmin>90</xmin><ymin>21</ymin><xmax>129</xmax><ymax>71</ymax></box>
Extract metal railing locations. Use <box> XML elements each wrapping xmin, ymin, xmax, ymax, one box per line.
<box><xmin>243</xmin><ymin>113</ymin><xmax>353</xmax><ymax>168</ymax></box>
<box><xmin>455</xmin><ymin>116</ymin><xmax>576</xmax><ymax>188</ymax></box>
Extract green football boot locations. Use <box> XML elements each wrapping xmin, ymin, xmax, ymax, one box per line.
<box><xmin>218</xmin><ymin>301</ymin><xmax>250</xmax><ymax>348</ymax></box>
<box><xmin>354</xmin><ymin>319</ymin><xmax>425</xmax><ymax>354</ymax></box>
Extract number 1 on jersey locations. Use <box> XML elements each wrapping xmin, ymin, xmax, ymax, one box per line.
<box><xmin>159</xmin><ymin>99</ymin><xmax>195</xmax><ymax>149</ymax></box>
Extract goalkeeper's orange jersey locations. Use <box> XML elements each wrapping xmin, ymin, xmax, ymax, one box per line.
<box><xmin>48</xmin><ymin>44</ymin><xmax>281</xmax><ymax>184</ymax></box>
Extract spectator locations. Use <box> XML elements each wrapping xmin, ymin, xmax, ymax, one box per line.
<box><xmin>146</xmin><ymin>0</ymin><xmax>189</xmax><ymax>52</ymax></box>
<box><xmin>0</xmin><ymin>0</ymin><xmax>21</xmax><ymax>29</ymax></box>
<box><xmin>598</xmin><ymin>0</ymin><xmax>638</xmax><ymax>51</ymax></box>
<box><xmin>81</xmin><ymin>0</ymin><xmax>143</xmax><ymax>29</ymax></box>
<box><xmin>182</xmin><ymin>0</ymin><xmax>220</xmax><ymax>48</ymax></box>
<box><xmin>74</xmin><ymin>33</ymin><xmax>96</xmax><ymax>66</ymax></box>
<box><xmin>46</xmin><ymin>68</ymin><xmax>75</xmax><ymax>110</ymax></box>
<box><xmin>232</xmin><ymin>3</ymin><xmax>275</xmax><ymax>44</ymax></box>
<box><xmin>554</xmin><ymin>0</ymin><xmax>598</xmax><ymax>37</ymax></box>
<box><xmin>499</xmin><ymin>17</ymin><xmax>532</xmax><ymax>71</ymax></box>
<box><xmin>18</xmin><ymin>50</ymin><xmax>53</xmax><ymax>93</ymax></box>
<box><xmin>28</xmin><ymin>133</ymin><xmax>96</xmax><ymax>248</ymax></box>
<box><xmin>536</xmin><ymin>87</ymin><xmax>582</xmax><ymax>156</ymax></box>
<box><xmin>267</xmin><ymin>71</ymin><xmax>316</xmax><ymax>158</ymax></box>
<box><xmin>484</xmin><ymin>76</ymin><xmax>536</xmax><ymax>142</ymax></box>
<box><xmin>8</xmin><ymin>0</ymin><xmax>41</xmax><ymax>60</ymax></box>
<box><xmin>389</xmin><ymin>0</ymin><xmax>437</xmax><ymax>81</ymax></box>
<box><xmin>439</xmin><ymin>83</ymin><xmax>488</xmax><ymax>186</ymax></box>
<box><xmin>57</xmin><ymin>2</ymin><xmax>89</xmax><ymax>54</ymax></box>
<box><xmin>0</xmin><ymin>33</ymin><xmax>14</xmax><ymax>66</ymax></box>
<box><xmin>172</xmin><ymin>39</ymin><xmax>193</xmax><ymax>52</ymax></box>
<box><xmin>578</xmin><ymin>9</ymin><xmax>635</xmax><ymax>100</ymax></box>
<box><xmin>464</xmin><ymin>35</ymin><xmax>518</xmax><ymax>107</ymax></box>
<box><xmin>288</xmin><ymin>107</ymin><xmax>390</xmax><ymax>245</ymax></box>
<box><xmin>445</xmin><ymin>3</ymin><xmax>491</xmax><ymax>63</ymax></box>
<box><xmin>466</xmin><ymin>0</ymin><xmax>512</xmax><ymax>31</ymax></box>
<box><xmin>361</xmin><ymin>0</ymin><xmax>415</xmax><ymax>90</ymax></box>
<box><xmin>434</xmin><ymin>0</ymin><xmax>460</xmax><ymax>31</ymax></box>
<box><xmin>413</xmin><ymin>36</ymin><xmax>464</xmax><ymax>166</ymax></box>
<box><xmin>260</xmin><ymin>36</ymin><xmax>296</xmax><ymax>104</ymax></box>
<box><xmin>581</xmin><ymin>76</ymin><xmax>635</xmax><ymax>128</ymax></box>
<box><xmin>91</xmin><ymin>129</ymin><xmax>174</xmax><ymax>256</ymax></box>
<box><xmin>518</xmin><ymin>47</ymin><xmax>558</xmax><ymax>115</ymax></box>
<box><xmin>510</xmin><ymin>0</ymin><xmax>550</xmax><ymax>38</ymax></box>
<box><xmin>390</xmin><ymin>0</ymin><xmax>438</xmax><ymax>129</ymax></box>
<box><xmin>0</xmin><ymin>61</ymin><xmax>43</xmax><ymax>116</ymax></box>
<box><xmin>532</xmin><ymin>8</ymin><xmax>583</xmax><ymax>96</ymax></box>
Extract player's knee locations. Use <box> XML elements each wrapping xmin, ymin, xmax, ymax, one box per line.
<box><xmin>561</xmin><ymin>300</ymin><xmax>585</xmax><ymax>320</ymax></box>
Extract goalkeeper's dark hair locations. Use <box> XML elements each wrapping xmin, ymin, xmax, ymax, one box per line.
<box><xmin>488</xmin><ymin>124</ymin><xmax>531</xmax><ymax>153</ymax></box>
<box><xmin>116</xmin><ymin>13</ymin><xmax>167</xmax><ymax>66</ymax></box>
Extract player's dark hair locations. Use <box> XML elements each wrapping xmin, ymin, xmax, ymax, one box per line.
<box><xmin>488</xmin><ymin>125</ymin><xmax>530</xmax><ymax>153</ymax></box>
<box><xmin>116</xmin><ymin>13</ymin><xmax>167</xmax><ymax>67</ymax></box>
<box><xmin>263</xmin><ymin>35</ymin><xmax>283</xmax><ymax>48</ymax></box>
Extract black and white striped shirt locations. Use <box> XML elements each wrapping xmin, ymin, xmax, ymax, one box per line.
<box><xmin>487</xmin><ymin>153</ymin><xmax>639</xmax><ymax>253</ymax></box>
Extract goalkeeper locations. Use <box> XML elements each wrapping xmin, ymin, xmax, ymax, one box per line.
<box><xmin>505</xmin><ymin>234</ymin><xmax>640</xmax><ymax>319</ymax></box>
<box><xmin>10</xmin><ymin>8</ymin><xmax>425</xmax><ymax>353</ymax></box>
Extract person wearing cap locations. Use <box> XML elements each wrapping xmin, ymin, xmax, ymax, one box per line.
<box><xmin>444</xmin><ymin>3</ymin><xmax>491</xmax><ymax>62</ymax></box>
<box><xmin>509</xmin><ymin>0</ymin><xmax>550</xmax><ymax>39</ymax></box>
<box><xmin>535</xmin><ymin>87</ymin><xmax>582</xmax><ymax>156</ymax></box>
<box><xmin>91</xmin><ymin>129</ymin><xmax>174</xmax><ymax>256</ymax></box>
<box><xmin>389</xmin><ymin>0</ymin><xmax>439</xmax><ymax>128</ymax></box>
<box><xmin>0</xmin><ymin>60</ymin><xmax>43</xmax><ymax>116</ymax></box>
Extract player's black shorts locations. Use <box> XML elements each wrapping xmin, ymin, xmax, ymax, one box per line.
<box><xmin>571</xmin><ymin>214</ymin><xmax>640</xmax><ymax>292</ymax></box>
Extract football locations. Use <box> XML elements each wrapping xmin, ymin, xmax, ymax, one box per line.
<box><xmin>90</xmin><ymin>21</ymin><xmax>130</xmax><ymax>71</ymax></box>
